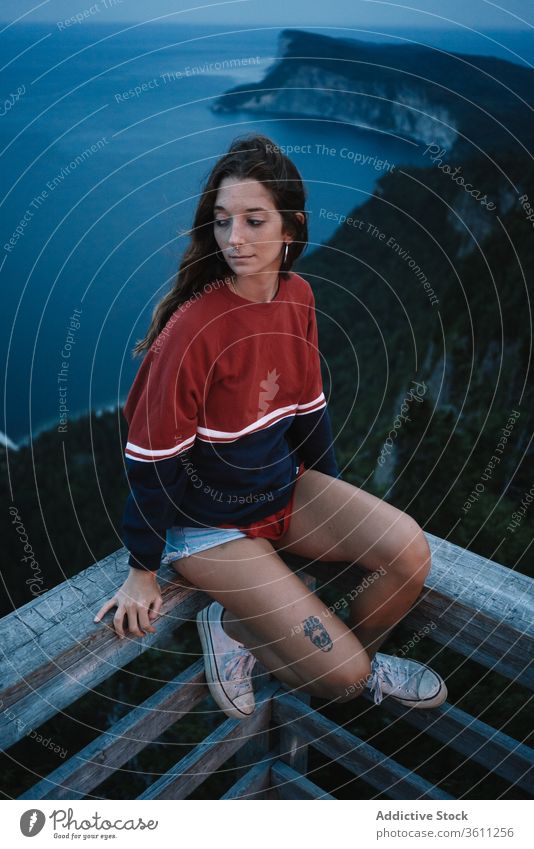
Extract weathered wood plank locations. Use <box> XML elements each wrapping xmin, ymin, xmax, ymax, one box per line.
<box><xmin>220</xmin><ymin>751</ymin><xmax>277</xmax><ymax>799</ymax></box>
<box><xmin>4</xmin><ymin>531</ymin><xmax>531</xmax><ymax>719</ymax></box>
<box><xmin>361</xmin><ymin>693</ymin><xmax>534</xmax><ymax>794</ymax></box>
<box><xmin>138</xmin><ymin>682</ymin><xmax>279</xmax><ymax>799</ymax></box>
<box><xmin>2</xmin><ymin>533</ymin><xmax>533</xmax><ymax>801</ymax></box>
<box><xmin>0</xmin><ymin>556</ymin><xmax>201</xmax><ymax>706</ymax></box>
<box><xmin>19</xmin><ymin>660</ymin><xmax>206</xmax><ymax>800</ymax></box>
<box><xmin>0</xmin><ymin>570</ymin><xmax>207</xmax><ymax>749</ymax></box>
<box><xmin>403</xmin><ymin>599</ymin><xmax>533</xmax><ymax>688</ymax></box>
<box><xmin>271</xmin><ymin>760</ymin><xmax>335</xmax><ymax>799</ymax></box>
<box><xmin>272</xmin><ymin>692</ymin><xmax>453</xmax><ymax>800</ymax></box>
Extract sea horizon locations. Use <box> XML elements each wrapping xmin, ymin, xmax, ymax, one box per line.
<box><xmin>2</xmin><ymin>22</ymin><xmax>533</xmax><ymax>444</ymax></box>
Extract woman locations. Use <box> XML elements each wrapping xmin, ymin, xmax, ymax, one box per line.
<box><xmin>95</xmin><ymin>134</ymin><xmax>447</xmax><ymax>719</ymax></box>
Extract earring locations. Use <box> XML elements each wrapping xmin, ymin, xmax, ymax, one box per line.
<box><xmin>283</xmin><ymin>242</ymin><xmax>289</xmax><ymax>265</ymax></box>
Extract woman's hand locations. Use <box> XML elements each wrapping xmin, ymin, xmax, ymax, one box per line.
<box><xmin>93</xmin><ymin>567</ymin><xmax>163</xmax><ymax>639</ymax></box>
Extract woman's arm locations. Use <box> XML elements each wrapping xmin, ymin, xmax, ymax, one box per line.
<box><xmin>286</xmin><ymin>286</ymin><xmax>341</xmax><ymax>478</ymax></box>
<box><xmin>286</xmin><ymin>402</ymin><xmax>340</xmax><ymax>478</ymax></box>
<box><xmin>121</xmin><ymin>453</ymin><xmax>191</xmax><ymax>572</ymax></box>
<box><xmin>96</xmin><ymin>316</ymin><xmax>212</xmax><ymax>637</ymax></box>
<box><xmin>93</xmin><ymin>451</ymin><xmax>187</xmax><ymax>638</ymax></box>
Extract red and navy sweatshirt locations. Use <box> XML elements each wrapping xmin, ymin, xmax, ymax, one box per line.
<box><xmin>121</xmin><ymin>271</ymin><xmax>340</xmax><ymax>572</ymax></box>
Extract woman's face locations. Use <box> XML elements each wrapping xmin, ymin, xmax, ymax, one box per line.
<box><xmin>213</xmin><ymin>176</ymin><xmax>296</xmax><ymax>278</ymax></box>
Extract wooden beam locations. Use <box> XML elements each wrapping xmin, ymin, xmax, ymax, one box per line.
<box><xmin>138</xmin><ymin>682</ymin><xmax>278</xmax><ymax>799</ymax></box>
<box><xmin>361</xmin><ymin>692</ymin><xmax>534</xmax><ymax>794</ymax></box>
<box><xmin>221</xmin><ymin>750</ymin><xmax>277</xmax><ymax>799</ymax></box>
<box><xmin>2</xmin><ymin>532</ymin><xmax>532</xmax><ymax>801</ymax></box>
<box><xmin>19</xmin><ymin>660</ymin><xmax>206</xmax><ymax>800</ymax></box>
<box><xmin>271</xmin><ymin>760</ymin><xmax>335</xmax><ymax>799</ymax></box>
<box><xmin>0</xmin><ymin>561</ymin><xmax>205</xmax><ymax>749</ymax></box>
<box><xmin>272</xmin><ymin>691</ymin><xmax>453</xmax><ymax>799</ymax></box>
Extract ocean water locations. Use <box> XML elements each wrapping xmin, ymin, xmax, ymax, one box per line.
<box><xmin>2</xmin><ymin>22</ymin><xmax>533</xmax><ymax>444</ymax></box>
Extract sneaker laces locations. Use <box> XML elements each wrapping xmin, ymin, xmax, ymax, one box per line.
<box><xmin>367</xmin><ymin>654</ymin><xmax>406</xmax><ymax>705</ymax></box>
<box><xmin>222</xmin><ymin>647</ymin><xmax>257</xmax><ymax>695</ymax></box>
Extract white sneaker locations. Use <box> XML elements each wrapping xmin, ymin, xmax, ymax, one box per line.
<box><xmin>196</xmin><ymin>601</ymin><xmax>257</xmax><ymax>719</ymax></box>
<box><xmin>366</xmin><ymin>652</ymin><xmax>447</xmax><ymax>709</ymax></box>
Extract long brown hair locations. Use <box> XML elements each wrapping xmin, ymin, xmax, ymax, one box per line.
<box><xmin>132</xmin><ymin>133</ymin><xmax>309</xmax><ymax>356</ymax></box>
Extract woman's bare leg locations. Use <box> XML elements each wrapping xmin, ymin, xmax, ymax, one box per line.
<box><xmin>271</xmin><ymin>469</ymin><xmax>432</xmax><ymax>661</ymax></box>
<box><xmin>221</xmin><ymin>607</ymin><xmax>323</xmax><ymax>697</ymax></box>
<box><xmin>170</xmin><ymin>535</ymin><xmax>371</xmax><ymax>702</ymax></box>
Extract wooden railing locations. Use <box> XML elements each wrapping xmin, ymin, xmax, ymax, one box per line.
<box><xmin>1</xmin><ymin>533</ymin><xmax>532</xmax><ymax>799</ymax></box>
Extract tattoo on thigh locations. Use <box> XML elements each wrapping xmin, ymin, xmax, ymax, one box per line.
<box><xmin>302</xmin><ymin>615</ymin><xmax>333</xmax><ymax>652</ymax></box>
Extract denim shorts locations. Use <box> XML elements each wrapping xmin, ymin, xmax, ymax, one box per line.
<box><xmin>161</xmin><ymin>525</ymin><xmax>248</xmax><ymax>565</ymax></box>
<box><xmin>161</xmin><ymin>463</ymin><xmax>305</xmax><ymax>565</ymax></box>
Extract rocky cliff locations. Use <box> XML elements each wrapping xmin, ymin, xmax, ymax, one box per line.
<box><xmin>213</xmin><ymin>29</ymin><xmax>534</xmax><ymax>157</ymax></box>
<box><xmin>293</xmin><ymin>145</ymin><xmax>533</xmax><ymax>569</ymax></box>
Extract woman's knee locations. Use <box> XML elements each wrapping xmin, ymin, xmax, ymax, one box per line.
<box><xmin>388</xmin><ymin>517</ymin><xmax>432</xmax><ymax>589</ymax></box>
<box><xmin>404</xmin><ymin>521</ymin><xmax>431</xmax><ymax>584</ymax></box>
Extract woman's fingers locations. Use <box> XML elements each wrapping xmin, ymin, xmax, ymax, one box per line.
<box><xmin>93</xmin><ymin>597</ymin><xmax>117</xmax><ymax>622</ymax></box>
<box><xmin>148</xmin><ymin>595</ymin><xmax>163</xmax><ymax>621</ymax></box>
<box><xmin>95</xmin><ymin>592</ymin><xmax>162</xmax><ymax>639</ymax></box>
<box><xmin>113</xmin><ymin>605</ymin><xmax>127</xmax><ymax>639</ymax></box>
<box><xmin>125</xmin><ymin>605</ymin><xmax>145</xmax><ymax>638</ymax></box>
<box><xmin>138</xmin><ymin>606</ymin><xmax>156</xmax><ymax>634</ymax></box>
